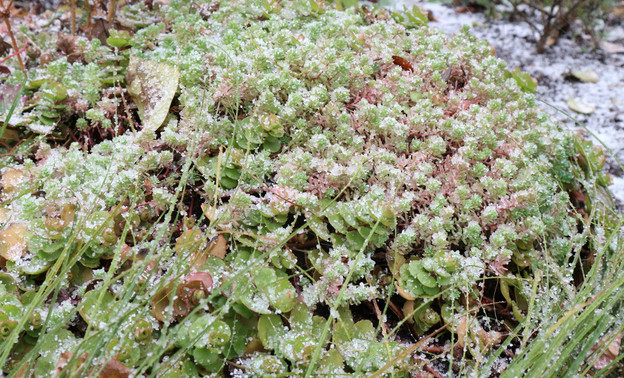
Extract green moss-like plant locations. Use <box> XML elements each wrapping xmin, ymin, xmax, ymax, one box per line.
<box><xmin>0</xmin><ymin>0</ymin><xmax>621</xmax><ymax>376</ymax></box>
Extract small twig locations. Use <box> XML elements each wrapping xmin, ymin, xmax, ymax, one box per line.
<box><xmin>1</xmin><ymin>0</ymin><xmax>26</xmax><ymax>74</ymax></box>
<box><xmin>424</xmin><ymin>363</ymin><xmax>444</xmax><ymax>378</ymax></box>
<box><xmin>371</xmin><ymin>298</ymin><xmax>391</xmax><ymax>336</ymax></box>
<box><xmin>107</xmin><ymin>0</ymin><xmax>118</xmax><ymax>23</ymax></box>
<box><xmin>70</xmin><ymin>0</ymin><xmax>76</xmax><ymax>34</ymax></box>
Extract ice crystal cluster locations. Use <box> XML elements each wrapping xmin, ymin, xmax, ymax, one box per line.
<box><xmin>0</xmin><ymin>0</ymin><xmax>616</xmax><ymax>376</ymax></box>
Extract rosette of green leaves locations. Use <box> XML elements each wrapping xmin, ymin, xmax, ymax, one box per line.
<box><xmin>257</xmin><ymin>303</ymin><xmax>341</xmax><ymax>372</ymax></box>
<box><xmin>22</xmin><ymin>79</ymin><xmax>69</xmax><ymax>133</ymax></box>
<box><xmin>196</xmin><ymin>149</ymin><xmax>242</xmax><ymax>190</ymax></box>
<box><xmin>196</xmin><ymin>115</ymin><xmax>285</xmax><ymax>190</ymax></box>
<box><xmin>234</xmin><ymin>205</ymin><xmax>290</xmax><ymax>250</ymax></box>
<box><xmin>0</xmin><ymin>293</ymin><xmax>21</xmax><ymax>342</ymax></box>
<box><xmin>398</xmin><ymin>251</ymin><xmax>460</xmax><ymax>299</ymax></box>
<box><xmin>333</xmin><ymin>307</ymin><xmax>405</xmax><ymax>373</ymax></box>
<box><xmin>231</xmin><ymin>265</ymin><xmax>296</xmax><ymax>315</ymax></box>
<box><xmin>9</xmin><ymin>204</ymin><xmax>76</xmax><ymax>276</ymax></box>
<box><xmin>404</xmin><ymin>299</ymin><xmax>441</xmax><ymax>335</ymax></box>
<box><xmin>233</xmin><ymin>115</ymin><xmax>285</xmax><ymax>154</ymax></box>
<box><xmin>310</xmin><ymin>194</ymin><xmax>396</xmax><ymax>253</ymax></box>
<box><xmin>0</xmin><ymin>287</ymin><xmax>46</xmax><ymax>371</ymax></box>
<box><xmin>151</xmin><ymin>272</ymin><xmax>214</xmax><ymax>322</ymax></box>
<box><xmin>79</xmin><ymin>211</ymin><xmax>117</xmax><ymax>267</ymax></box>
<box><xmin>173</xmin><ymin>311</ymin><xmax>252</xmax><ymax>374</ymax></box>
<box><xmin>247</xmin><ymin>353</ymin><xmax>288</xmax><ymax>376</ymax></box>
<box><xmin>79</xmin><ymin>292</ymin><xmax>160</xmax><ymax>367</ymax></box>
<box><xmin>18</xmin><ymin>292</ymin><xmax>46</xmax><ymax>345</ymax></box>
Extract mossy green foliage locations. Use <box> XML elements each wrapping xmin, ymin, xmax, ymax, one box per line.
<box><xmin>0</xmin><ymin>0</ymin><xmax>620</xmax><ymax>376</ymax></box>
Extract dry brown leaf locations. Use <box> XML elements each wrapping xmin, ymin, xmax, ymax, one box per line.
<box><xmin>546</xmin><ymin>35</ymin><xmax>558</xmax><ymax>47</ymax></box>
<box><xmin>207</xmin><ymin>234</ymin><xmax>228</xmax><ymax>259</ymax></box>
<box><xmin>402</xmin><ymin>300</ymin><xmax>415</xmax><ymax>324</ymax></box>
<box><xmin>425</xmin><ymin>10</ymin><xmax>437</xmax><ymax>22</ymax></box>
<box><xmin>0</xmin><ymin>39</ymin><xmax>11</xmax><ymax>57</ymax></box>
<box><xmin>81</xmin><ymin>17</ymin><xmax>113</xmax><ymax>45</ymax></box>
<box><xmin>457</xmin><ymin>317</ymin><xmax>467</xmax><ymax>348</ymax></box>
<box><xmin>392</xmin><ymin>55</ymin><xmax>414</xmax><ymax>72</ymax></box>
<box><xmin>244</xmin><ymin>338</ymin><xmax>267</xmax><ymax>355</ymax></box>
<box><xmin>394</xmin><ymin>281</ymin><xmax>416</xmax><ymax>301</ymax></box>
<box><xmin>53</xmin><ymin>351</ymin><xmax>87</xmax><ymax>377</ymax></box>
<box><xmin>591</xmin><ymin>332</ymin><xmax>622</xmax><ymax>370</ymax></box>
<box><xmin>175</xmin><ymin>229</ymin><xmax>203</xmax><ymax>252</ymax></box>
<box><xmin>56</xmin><ymin>33</ymin><xmax>83</xmax><ymax>63</ymax></box>
<box><xmin>56</xmin><ymin>32</ymin><xmax>77</xmax><ymax>55</ymax></box>
<box><xmin>455</xmin><ymin>6</ymin><xmax>478</xmax><ymax>13</ymax></box>
<box><xmin>11</xmin><ymin>362</ymin><xmax>29</xmax><ymax>378</ymax></box>
<box><xmin>97</xmin><ymin>357</ymin><xmax>132</xmax><ymax>378</ymax></box>
<box><xmin>610</xmin><ymin>5</ymin><xmax>624</xmax><ymax>18</ymax></box>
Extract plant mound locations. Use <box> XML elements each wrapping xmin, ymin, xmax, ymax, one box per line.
<box><xmin>0</xmin><ymin>0</ymin><xmax>619</xmax><ymax>376</ymax></box>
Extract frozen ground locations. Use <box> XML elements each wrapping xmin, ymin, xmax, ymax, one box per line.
<box><xmin>376</xmin><ymin>0</ymin><xmax>624</xmax><ymax>210</ymax></box>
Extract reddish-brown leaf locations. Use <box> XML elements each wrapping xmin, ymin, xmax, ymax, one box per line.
<box><xmin>591</xmin><ymin>332</ymin><xmax>622</xmax><ymax>370</ymax></box>
<box><xmin>207</xmin><ymin>234</ymin><xmax>228</xmax><ymax>259</ymax></box>
<box><xmin>392</xmin><ymin>55</ymin><xmax>413</xmax><ymax>72</ymax></box>
<box><xmin>57</xmin><ymin>32</ymin><xmax>84</xmax><ymax>63</ymax></box>
<box><xmin>97</xmin><ymin>357</ymin><xmax>132</xmax><ymax>378</ymax></box>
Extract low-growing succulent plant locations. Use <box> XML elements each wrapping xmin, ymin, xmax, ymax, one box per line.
<box><xmin>0</xmin><ymin>0</ymin><xmax>620</xmax><ymax>376</ymax></box>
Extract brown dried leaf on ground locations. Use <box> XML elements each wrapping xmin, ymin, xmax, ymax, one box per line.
<box><xmin>56</xmin><ymin>32</ymin><xmax>83</xmax><ymax>63</ymax></box>
<box><xmin>81</xmin><ymin>17</ymin><xmax>112</xmax><ymax>45</ymax></box>
<box><xmin>392</xmin><ymin>55</ymin><xmax>413</xmax><ymax>72</ymax></box>
<box><xmin>207</xmin><ymin>234</ymin><xmax>228</xmax><ymax>259</ymax></box>
<box><xmin>591</xmin><ymin>332</ymin><xmax>622</xmax><ymax>370</ymax></box>
<box><xmin>0</xmin><ymin>38</ymin><xmax>11</xmax><ymax>56</ymax></box>
<box><xmin>96</xmin><ymin>357</ymin><xmax>132</xmax><ymax>378</ymax></box>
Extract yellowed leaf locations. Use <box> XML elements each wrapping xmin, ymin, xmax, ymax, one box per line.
<box><xmin>570</xmin><ymin>70</ymin><xmax>599</xmax><ymax>83</ymax></box>
<box><xmin>0</xmin><ymin>208</ymin><xmax>8</xmax><ymax>224</ymax></box>
<box><xmin>174</xmin><ymin>229</ymin><xmax>203</xmax><ymax>253</ymax></box>
<box><xmin>0</xmin><ymin>223</ymin><xmax>27</xmax><ymax>261</ymax></box>
<box><xmin>1</xmin><ymin>168</ymin><xmax>24</xmax><ymax>194</ymax></box>
<box><xmin>126</xmin><ymin>55</ymin><xmax>180</xmax><ymax>132</ymax></box>
<box><xmin>394</xmin><ymin>281</ymin><xmax>415</xmax><ymax>301</ymax></box>
<box><xmin>201</xmin><ymin>203</ymin><xmax>216</xmax><ymax>222</ymax></box>
<box><xmin>567</xmin><ymin>97</ymin><xmax>595</xmax><ymax>115</ymax></box>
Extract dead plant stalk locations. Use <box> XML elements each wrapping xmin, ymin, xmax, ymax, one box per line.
<box><xmin>0</xmin><ymin>0</ymin><xmax>25</xmax><ymax>73</ymax></box>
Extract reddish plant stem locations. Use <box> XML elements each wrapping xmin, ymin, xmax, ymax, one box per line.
<box><xmin>0</xmin><ymin>36</ymin><xmax>25</xmax><ymax>65</ymax></box>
